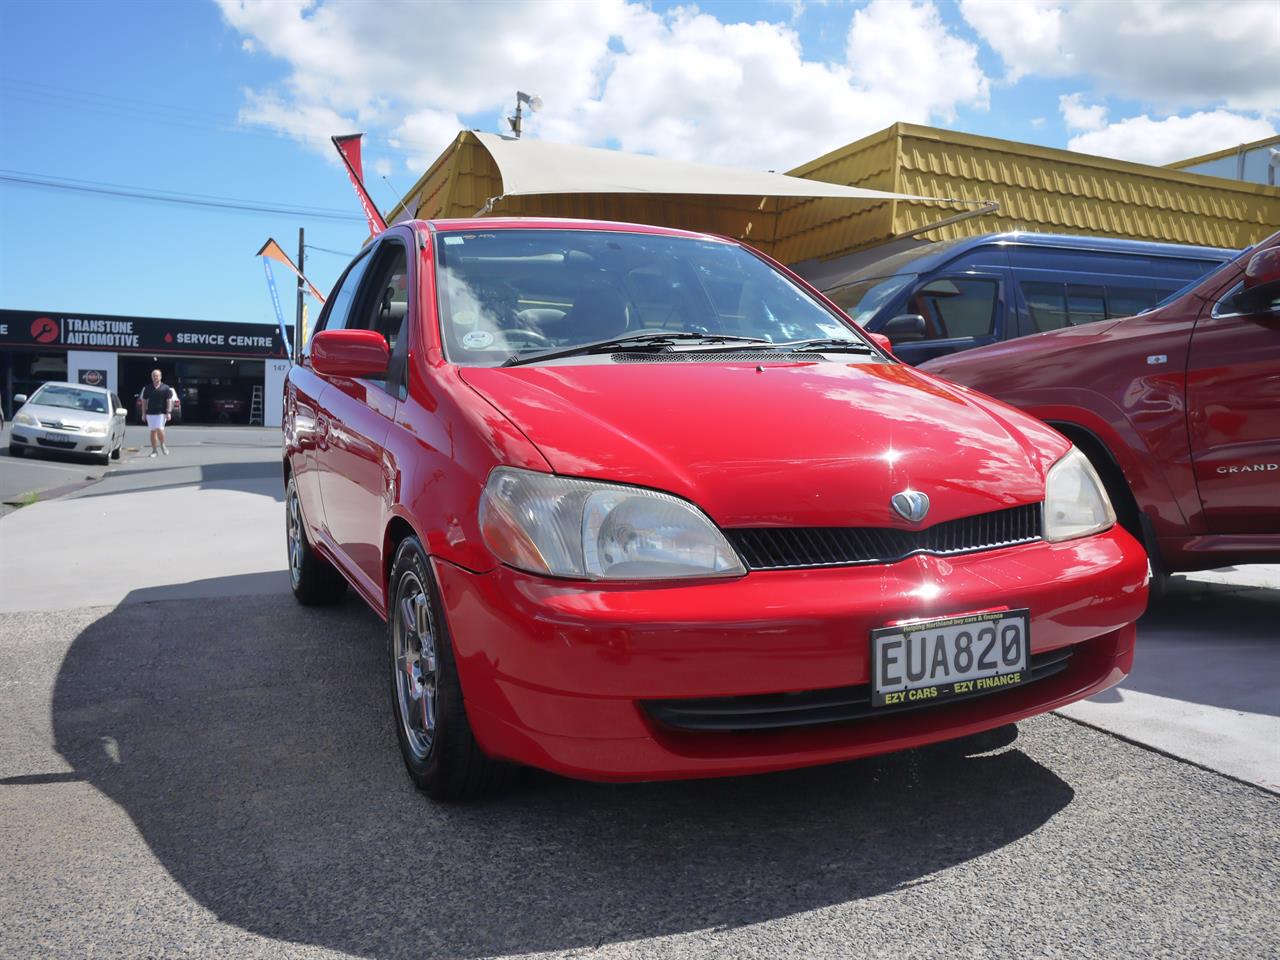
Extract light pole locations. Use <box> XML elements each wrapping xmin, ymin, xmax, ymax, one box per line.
<box><xmin>507</xmin><ymin>91</ymin><xmax>542</xmax><ymax>138</ymax></box>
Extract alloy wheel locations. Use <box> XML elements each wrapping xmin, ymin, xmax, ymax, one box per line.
<box><xmin>393</xmin><ymin>571</ymin><xmax>438</xmax><ymax>760</ymax></box>
<box><xmin>286</xmin><ymin>487</ymin><xmax>304</xmax><ymax>588</ymax></box>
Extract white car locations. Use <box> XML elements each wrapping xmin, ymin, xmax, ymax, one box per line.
<box><xmin>9</xmin><ymin>382</ymin><xmax>128</xmax><ymax>465</ymax></box>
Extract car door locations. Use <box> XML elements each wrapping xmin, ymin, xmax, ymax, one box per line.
<box><xmin>314</xmin><ymin>234</ymin><xmax>412</xmax><ymax>591</ymax></box>
<box><xmin>1185</xmin><ymin>277</ymin><xmax>1280</xmax><ymax>533</ymax></box>
<box><xmin>109</xmin><ymin>392</ymin><xmax>125</xmax><ymax>448</ymax></box>
<box><xmin>889</xmin><ymin>273</ymin><xmax>1005</xmax><ymax>365</ymax></box>
<box><xmin>290</xmin><ymin>248</ymin><xmax>373</xmax><ymax>535</ymax></box>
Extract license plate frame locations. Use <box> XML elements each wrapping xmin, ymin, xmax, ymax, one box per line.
<box><xmin>40</xmin><ymin>431</ymin><xmax>72</xmax><ymax>443</ymax></box>
<box><xmin>870</xmin><ymin>608</ymin><xmax>1030</xmax><ymax>708</ymax></box>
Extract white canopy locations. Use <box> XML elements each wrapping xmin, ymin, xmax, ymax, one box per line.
<box><xmin>472</xmin><ymin>131</ymin><xmax>959</xmax><ymax>204</ymax></box>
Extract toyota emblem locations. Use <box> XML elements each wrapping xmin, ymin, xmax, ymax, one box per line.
<box><xmin>891</xmin><ymin>490</ymin><xmax>930</xmax><ymax>524</ymax></box>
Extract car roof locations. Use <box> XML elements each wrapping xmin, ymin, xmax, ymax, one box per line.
<box><xmin>831</xmin><ymin>231</ymin><xmax>1238</xmax><ymax>287</ymax></box>
<box><xmin>411</xmin><ymin>217</ymin><xmax>737</xmax><ymax>244</ymax></box>
<box><xmin>35</xmin><ymin>381</ymin><xmax>110</xmax><ymax>395</ymax></box>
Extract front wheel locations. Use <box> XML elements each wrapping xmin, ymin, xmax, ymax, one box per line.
<box><xmin>285</xmin><ymin>476</ymin><xmax>347</xmax><ymax>605</ymax></box>
<box><xmin>387</xmin><ymin>536</ymin><xmax>508</xmax><ymax>801</ymax></box>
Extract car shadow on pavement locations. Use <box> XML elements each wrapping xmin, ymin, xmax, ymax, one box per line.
<box><xmin>52</xmin><ymin>584</ymin><xmax>1074</xmax><ymax>960</ymax></box>
<box><xmin>1102</xmin><ymin>583</ymin><xmax>1280</xmax><ymax>717</ymax></box>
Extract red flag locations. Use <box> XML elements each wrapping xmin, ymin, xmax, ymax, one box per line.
<box><xmin>255</xmin><ymin>238</ymin><xmax>326</xmax><ymax>303</ymax></box>
<box><xmin>332</xmin><ymin>134</ymin><xmax>388</xmax><ymax>237</ymax></box>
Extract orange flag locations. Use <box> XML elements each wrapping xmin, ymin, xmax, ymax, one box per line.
<box><xmin>255</xmin><ymin>238</ymin><xmax>326</xmax><ymax>303</ymax></box>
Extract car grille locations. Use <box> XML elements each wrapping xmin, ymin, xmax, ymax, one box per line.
<box><xmin>725</xmin><ymin>503</ymin><xmax>1042</xmax><ymax>571</ymax></box>
<box><xmin>643</xmin><ymin>646</ymin><xmax>1075</xmax><ymax>733</ymax></box>
<box><xmin>37</xmin><ymin>437</ymin><xmax>78</xmax><ymax>449</ymax></box>
<box><xmin>38</xmin><ymin>419</ymin><xmax>81</xmax><ymax>432</ymax></box>
<box><xmin>611</xmin><ymin>350</ymin><xmax>829</xmax><ymax>363</ymax></box>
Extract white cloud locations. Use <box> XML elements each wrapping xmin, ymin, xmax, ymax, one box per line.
<box><xmin>957</xmin><ymin>0</ymin><xmax>1063</xmax><ymax>83</ymax></box>
<box><xmin>1067</xmin><ymin>110</ymin><xmax>1277</xmax><ymax>166</ymax></box>
<box><xmin>217</xmin><ymin>0</ymin><xmax>990</xmax><ymax>173</ymax></box>
<box><xmin>1058</xmin><ymin>93</ymin><xmax>1107</xmax><ymax>132</ymax></box>
<box><xmin>960</xmin><ymin>0</ymin><xmax>1280</xmax><ymax>114</ymax></box>
<box><xmin>847</xmin><ymin>0</ymin><xmax>988</xmax><ymax>122</ymax></box>
<box><xmin>1030</xmin><ymin>116</ymin><xmax>1046</xmax><ymax>128</ymax></box>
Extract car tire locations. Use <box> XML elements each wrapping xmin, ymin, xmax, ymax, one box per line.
<box><xmin>110</xmin><ymin>443</ymin><xmax>121</xmax><ymax>460</ymax></box>
<box><xmin>7</xmin><ymin>444</ymin><xmax>23</xmax><ymax>457</ymax></box>
<box><xmin>387</xmin><ymin>536</ymin><xmax>509</xmax><ymax>802</ymax></box>
<box><xmin>285</xmin><ymin>475</ymin><xmax>347</xmax><ymax>605</ymax></box>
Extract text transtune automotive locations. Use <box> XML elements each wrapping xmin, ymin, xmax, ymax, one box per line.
<box><xmin>283</xmin><ymin>218</ymin><xmax>1149</xmax><ymax>800</ymax></box>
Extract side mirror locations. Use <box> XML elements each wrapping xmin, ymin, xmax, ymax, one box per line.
<box><xmin>312</xmin><ymin>329</ymin><xmax>390</xmax><ymax>378</ymax></box>
<box><xmin>881</xmin><ymin>314</ymin><xmax>928</xmax><ymax>343</ymax></box>
<box><xmin>1238</xmin><ymin>247</ymin><xmax>1280</xmax><ymax>313</ymax></box>
<box><xmin>868</xmin><ymin>333</ymin><xmax>895</xmax><ymax>356</ymax></box>
<box><xmin>115</xmin><ymin>408</ymin><xmax>128</xmax><ymax>417</ymax></box>
<box><xmin>14</xmin><ymin>394</ymin><xmax>27</xmax><ymax>405</ymax></box>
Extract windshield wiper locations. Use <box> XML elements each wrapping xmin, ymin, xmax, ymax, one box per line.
<box><xmin>501</xmin><ymin>331</ymin><xmax>773</xmax><ymax>367</ymax></box>
<box><xmin>767</xmin><ymin>337</ymin><xmax>876</xmax><ymax>353</ymax></box>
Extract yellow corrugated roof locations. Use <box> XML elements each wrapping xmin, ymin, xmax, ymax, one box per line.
<box><xmin>777</xmin><ymin>123</ymin><xmax>1280</xmax><ymax>263</ymax></box>
<box><xmin>390</xmin><ymin>125</ymin><xmax>1280</xmax><ymax>266</ymax></box>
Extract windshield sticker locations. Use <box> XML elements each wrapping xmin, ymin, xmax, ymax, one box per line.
<box><xmin>818</xmin><ymin>323</ymin><xmax>848</xmax><ymax>337</ymax></box>
<box><xmin>443</xmin><ymin>236</ymin><xmax>464</xmax><ymax>245</ymax></box>
<box><xmin>461</xmin><ymin>330</ymin><xmax>495</xmax><ymax>350</ymax></box>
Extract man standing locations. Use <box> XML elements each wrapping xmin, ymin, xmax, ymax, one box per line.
<box><xmin>139</xmin><ymin>369</ymin><xmax>175</xmax><ymax>457</ymax></box>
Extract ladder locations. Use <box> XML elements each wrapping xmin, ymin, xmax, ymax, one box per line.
<box><xmin>249</xmin><ymin>385</ymin><xmax>264</xmax><ymax>426</ymax></box>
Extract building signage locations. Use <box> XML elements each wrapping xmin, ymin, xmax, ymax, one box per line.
<box><xmin>78</xmin><ymin>369</ymin><xmax>108</xmax><ymax>387</ymax></box>
<box><xmin>0</xmin><ymin>309</ymin><xmax>293</xmax><ymax>359</ymax></box>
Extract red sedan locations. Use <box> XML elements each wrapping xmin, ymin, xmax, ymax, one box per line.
<box><xmin>283</xmin><ymin>219</ymin><xmax>1148</xmax><ymax>800</ymax></box>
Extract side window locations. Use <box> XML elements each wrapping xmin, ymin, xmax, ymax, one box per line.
<box><xmin>344</xmin><ymin>241</ymin><xmax>410</xmax><ymax>391</ymax></box>
<box><xmin>908</xmin><ymin>278</ymin><xmax>998</xmax><ymax>340</ymax></box>
<box><xmin>1106</xmin><ymin>285</ymin><xmax>1167</xmax><ymax>318</ymax></box>
<box><xmin>1022</xmin><ymin>281</ymin><xmax>1068</xmax><ymax>332</ymax></box>
<box><xmin>1066</xmin><ymin>284</ymin><xmax>1106</xmax><ymax>326</ymax></box>
<box><xmin>313</xmin><ymin>250</ymin><xmax>373</xmax><ymax>340</ymax></box>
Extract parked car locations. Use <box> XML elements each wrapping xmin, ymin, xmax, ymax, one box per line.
<box><xmin>283</xmin><ymin>217</ymin><xmax>1148</xmax><ymax>801</ymax></box>
<box><xmin>807</xmin><ymin>233</ymin><xmax>1234</xmax><ymax>366</ymax></box>
<box><xmin>920</xmin><ymin>230</ymin><xmax>1280</xmax><ymax>582</ymax></box>
<box><xmin>9</xmin><ymin>381</ymin><xmax>127</xmax><ymax>464</ymax></box>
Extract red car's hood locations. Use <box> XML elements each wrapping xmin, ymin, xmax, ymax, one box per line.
<box><xmin>460</xmin><ymin>360</ymin><xmax>1067</xmax><ymax>528</ymax></box>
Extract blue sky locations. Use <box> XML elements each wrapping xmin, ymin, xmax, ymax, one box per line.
<box><xmin>1</xmin><ymin>0</ymin><xmax>1275</xmax><ymax>328</ymax></box>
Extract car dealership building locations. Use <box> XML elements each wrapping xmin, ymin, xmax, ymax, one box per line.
<box><xmin>0</xmin><ymin>309</ymin><xmax>294</xmax><ymax>426</ymax></box>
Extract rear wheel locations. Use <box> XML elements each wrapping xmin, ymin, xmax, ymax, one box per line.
<box><xmin>285</xmin><ymin>476</ymin><xmax>347</xmax><ymax>605</ymax></box>
<box><xmin>387</xmin><ymin>536</ymin><xmax>508</xmax><ymax>801</ymax></box>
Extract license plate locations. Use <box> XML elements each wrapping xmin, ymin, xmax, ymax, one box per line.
<box><xmin>40</xmin><ymin>431</ymin><xmax>71</xmax><ymax>443</ymax></box>
<box><xmin>871</xmin><ymin>608</ymin><xmax>1030</xmax><ymax>708</ymax></box>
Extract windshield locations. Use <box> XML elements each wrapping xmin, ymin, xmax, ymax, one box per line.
<box><xmin>435</xmin><ymin>229</ymin><xmax>860</xmax><ymax>364</ymax></box>
<box><xmin>30</xmin><ymin>384</ymin><xmax>108</xmax><ymax>413</ymax></box>
<box><xmin>1143</xmin><ymin>244</ymin><xmax>1251</xmax><ymax>314</ymax></box>
<box><xmin>823</xmin><ymin>274</ymin><xmax>916</xmax><ymax>326</ymax></box>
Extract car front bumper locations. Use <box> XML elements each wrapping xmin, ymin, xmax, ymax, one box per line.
<box><xmin>10</xmin><ymin>425</ymin><xmax>112</xmax><ymax>456</ymax></box>
<box><xmin>435</xmin><ymin>526</ymin><xmax>1148</xmax><ymax>782</ymax></box>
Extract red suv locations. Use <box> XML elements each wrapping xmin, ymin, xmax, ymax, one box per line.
<box><xmin>921</xmin><ymin>231</ymin><xmax>1280</xmax><ymax>582</ymax></box>
<box><xmin>283</xmin><ymin>218</ymin><xmax>1147</xmax><ymax>800</ymax></box>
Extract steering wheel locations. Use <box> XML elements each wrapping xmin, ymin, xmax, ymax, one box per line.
<box><xmin>502</xmin><ymin>329</ymin><xmax>552</xmax><ymax>348</ymax></box>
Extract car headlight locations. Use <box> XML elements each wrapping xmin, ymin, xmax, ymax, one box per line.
<box><xmin>1043</xmin><ymin>447</ymin><xmax>1116</xmax><ymax>542</ymax></box>
<box><xmin>14</xmin><ymin>412</ymin><xmax>36</xmax><ymax>426</ymax></box>
<box><xmin>479</xmin><ymin>467</ymin><xmax>745</xmax><ymax>580</ymax></box>
<box><xmin>83</xmin><ymin>422</ymin><xmax>109</xmax><ymax>436</ymax></box>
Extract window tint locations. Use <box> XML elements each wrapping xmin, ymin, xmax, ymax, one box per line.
<box><xmin>1022</xmin><ymin>281</ymin><xmax>1068</xmax><ymax>332</ymax></box>
<box><xmin>907</xmin><ymin>278</ymin><xmax>997</xmax><ymax>340</ymax></box>
<box><xmin>1107</xmin><ymin>286</ymin><xmax>1169</xmax><ymax>318</ymax></box>
<box><xmin>315</xmin><ymin>250</ymin><xmax>372</xmax><ymax>338</ymax></box>
<box><xmin>1067</xmin><ymin>285</ymin><xmax>1106</xmax><ymax>326</ymax></box>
